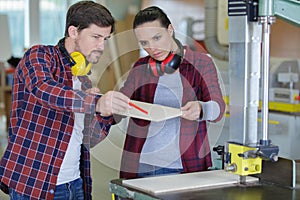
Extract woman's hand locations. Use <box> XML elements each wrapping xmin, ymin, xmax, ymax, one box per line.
<box><xmin>181</xmin><ymin>101</ymin><xmax>202</xmax><ymax>121</ymax></box>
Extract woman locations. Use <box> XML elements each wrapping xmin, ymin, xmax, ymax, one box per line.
<box><xmin>118</xmin><ymin>6</ymin><xmax>225</xmax><ymax>179</ymax></box>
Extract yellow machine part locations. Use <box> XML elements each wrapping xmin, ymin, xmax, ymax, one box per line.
<box><xmin>224</xmin><ymin>95</ymin><xmax>300</xmax><ymax>113</ymax></box>
<box><xmin>261</xmin><ymin>101</ymin><xmax>300</xmax><ymax>113</ymax></box>
<box><xmin>228</xmin><ymin>143</ymin><xmax>262</xmax><ymax>176</ymax></box>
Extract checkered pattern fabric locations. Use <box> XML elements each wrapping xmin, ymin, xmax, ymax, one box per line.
<box><xmin>0</xmin><ymin>43</ymin><xmax>113</xmax><ymax>199</ymax></box>
<box><xmin>119</xmin><ymin>46</ymin><xmax>226</xmax><ymax>179</ymax></box>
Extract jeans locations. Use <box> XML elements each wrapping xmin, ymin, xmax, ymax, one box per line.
<box><xmin>137</xmin><ymin>163</ymin><xmax>183</xmax><ymax>178</ymax></box>
<box><xmin>9</xmin><ymin>178</ymin><xmax>84</xmax><ymax>200</ymax></box>
<box><xmin>54</xmin><ymin>177</ymin><xmax>84</xmax><ymax>200</ymax></box>
<box><xmin>9</xmin><ymin>188</ymin><xmax>29</xmax><ymax>200</ymax></box>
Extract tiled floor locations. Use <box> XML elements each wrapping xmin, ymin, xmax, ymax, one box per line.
<box><xmin>0</xmin><ymin>104</ymin><xmax>126</xmax><ymax>200</ymax></box>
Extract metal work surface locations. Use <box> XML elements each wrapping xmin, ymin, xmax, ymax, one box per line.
<box><xmin>110</xmin><ymin>159</ymin><xmax>300</xmax><ymax>200</ymax></box>
<box><xmin>157</xmin><ymin>184</ymin><xmax>299</xmax><ymax>200</ymax></box>
<box><xmin>110</xmin><ymin>178</ymin><xmax>300</xmax><ymax>200</ymax></box>
<box><xmin>110</xmin><ymin>163</ymin><xmax>300</xmax><ymax>200</ymax></box>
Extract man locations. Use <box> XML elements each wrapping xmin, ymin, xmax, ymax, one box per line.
<box><xmin>0</xmin><ymin>1</ymin><xmax>129</xmax><ymax>199</ymax></box>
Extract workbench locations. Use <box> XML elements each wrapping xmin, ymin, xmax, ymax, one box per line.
<box><xmin>110</xmin><ymin>167</ymin><xmax>300</xmax><ymax>200</ymax></box>
<box><xmin>110</xmin><ymin>179</ymin><xmax>299</xmax><ymax>200</ymax></box>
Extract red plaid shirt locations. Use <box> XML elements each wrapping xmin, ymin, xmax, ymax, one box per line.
<box><xmin>0</xmin><ymin>43</ymin><xmax>112</xmax><ymax>199</ymax></box>
<box><xmin>119</xmin><ymin>46</ymin><xmax>225</xmax><ymax>179</ymax></box>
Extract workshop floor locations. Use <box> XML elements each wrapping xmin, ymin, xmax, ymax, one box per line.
<box><xmin>0</xmin><ymin>103</ymin><xmax>125</xmax><ymax>200</ymax></box>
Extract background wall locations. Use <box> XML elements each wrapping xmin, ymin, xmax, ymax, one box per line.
<box><xmin>105</xmin><ymin>0</ymin><xmax>141</xmax><ymax>20</ymax></box>
<box><xmin>270</xmin><ymin>18</ymin><xmax>300</xmax><ymax>58</ymax></box>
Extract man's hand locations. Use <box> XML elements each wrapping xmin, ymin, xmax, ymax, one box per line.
<box><xmin>181</xmin><ymin>101</ymin><xmax>202</xmax><ymax>121</ymax></box>
<box><xmin>96</xmin><ymin>91</ymin><xmax>130</xmax><ymax>116</ymax></box>
<box><xmin>85</xmin><ymin>87</ymin><xmax>101</xmax><ymax>95</ymax></box>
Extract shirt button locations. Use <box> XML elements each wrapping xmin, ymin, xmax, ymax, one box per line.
<box><xmin>60</xmin><ymin>152</ymin><xmax>64</xmax><ymax>157</ymax></box>
<box><xmin>50</xmin><ymin>189</ymin><xmax>54</xmax><ymax>194</ymax></box>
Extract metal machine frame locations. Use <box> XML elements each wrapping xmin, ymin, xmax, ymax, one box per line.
<box><xmin>225</xmin><ymin>0</ymin><xmax>300</xmax><ymax>181</ymax></box>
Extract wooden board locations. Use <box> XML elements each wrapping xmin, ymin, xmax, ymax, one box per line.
<box><xmin>122</xmin><ymin>170</ymin><xmax>259</xmax><ymax>194</ymax></box>
<box><xmin>116</xmin><ymin>100</ymin><xmax>182</xmax><ymax>122</ymax></box>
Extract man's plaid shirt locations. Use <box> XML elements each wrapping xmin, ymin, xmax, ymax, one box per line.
<box><xmin>0</xmin><ymin>43</ymin><xmax>112</xmax><ymax>199</ymax></box>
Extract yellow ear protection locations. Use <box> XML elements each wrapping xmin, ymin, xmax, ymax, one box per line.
<box><xmin>70</xmin><ymin>51</ymin><xmax>92</xmax><ymax>76</ymax></box>
<box><xmin>147</xmin><ymin>39</ymin><xmax>184</xmax><ymax>77</ymax></box>
<box><xmin>57</xmin><ymin>38</ymin><xmax>92</xmax><ymax>76</ymax></box>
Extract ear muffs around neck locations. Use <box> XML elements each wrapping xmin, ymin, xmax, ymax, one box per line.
<box><xmin>147</xmin><ymin>39</ymin><xmax>183</xmax><ymax>77</ymax></box>
<box><xmin>70</xmin><ymin>52</ymin><xmax>92</xmax><ymax>76</ymax></box>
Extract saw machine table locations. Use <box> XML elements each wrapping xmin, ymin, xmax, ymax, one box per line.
<box><xmin>109</xmin><ymin>169</ymin><xmax>300</xmax><ymax>200</ymax></box>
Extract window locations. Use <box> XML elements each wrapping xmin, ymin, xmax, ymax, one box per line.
<box><xmin>0</xmin><ymin>0</ymin><xmax>82</xmax><ymax>57</ymax></box>
<box><xmin>40</xmin><ymin>0</ymin><xmax>67</xmax><ymax>46</ymax></box>
<box><xmin>0</xmin><ymin>0</ymin><xmax>25</xmax><ymax>57</ymax></box>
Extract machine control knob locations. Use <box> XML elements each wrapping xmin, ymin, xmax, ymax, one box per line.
<box><xmin>225</xmin><ymin>163</ymin><xmax>237</xmax><ymax>172</ymax></box>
